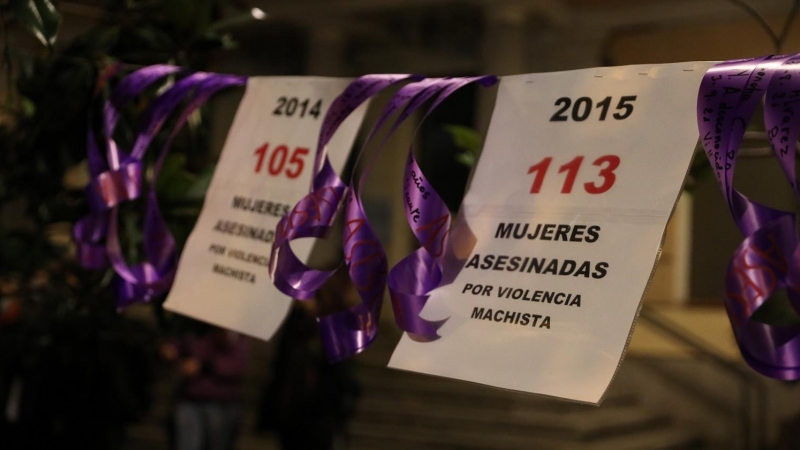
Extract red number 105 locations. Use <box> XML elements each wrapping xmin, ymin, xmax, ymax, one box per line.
<box><xmin>527</xmin><ymin>155</ymin><xmax>620</xmax><ymax>194</ymax></box>
<box><xmin>253</xmin><ymin>143</ymin><xmax>309</xmax><ymax>179</ymax></box>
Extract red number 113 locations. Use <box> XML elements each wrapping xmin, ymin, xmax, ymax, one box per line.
<box><xmin>527</xmin><ymin>155</ymin><xmax>620</xmax><ymax>194</ymax></box>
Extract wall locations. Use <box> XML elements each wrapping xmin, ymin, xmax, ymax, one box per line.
<box><xmin>607</xmin><ymin>15</ymin><xmax>800</xmax><ymax>300</ymax></box>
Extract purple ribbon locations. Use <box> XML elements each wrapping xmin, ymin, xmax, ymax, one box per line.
<box><xmin>327</xmin><ymin>78</ymin><xmax>457</xmax><ymax>359</ymax></box>
<box><xmin>74</xmin><ymin>65</ymin><xmax>181</xmax><ymax>270</ymax></box>
<box><xmin>387</xmin><ymin>76</ymin><xmax>497</xmax><ymax>341</ymax></box>
<box><xmin>698</xmin><ymin>55</ymin><xmax>800</xmax><ymax>379</ymax></box>
<box><xmin>74</xmin><ymin>65</ymin><xmax>246</xmax><ymax>309</ymax></box>
<box><xmin>270</xmin><ymin>75</ymin><xmax>498</xmax><ymax>361</ymax></box>
<box><xmin>270</xmin><ymin>74</ymin><xmax>427</xmax><ymax>361</ymax></box>
<box><xmin>108</xmin><ymin>73</ymin><xmax>247</xmax><ymax>308</ymax></box>
<box><xmin>102</xmin><ymin>70</ymin><xmax>209</xmax><ymax>307</ymax></box>
<box><xmin>270</xmin><ymin>75</ymin><xmax>419</xmax><ymax>297</ymax></box>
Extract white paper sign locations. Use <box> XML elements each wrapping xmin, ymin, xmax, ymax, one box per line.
<box><xmin>165</xmin><ymin>77</ymin><xmax>366</xmax><ymax>340</ymax></box>
<box><xmin>389</xmin><ymin>63</ymin><xmax>713</xmax><ymax>404</ymax></box>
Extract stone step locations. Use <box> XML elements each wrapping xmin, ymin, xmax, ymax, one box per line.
<box><xmin>349</xmin><ymin>421</ymin><xmax>704</xmax><ymax>450</ymax></box>
<box><xmin>353</xmin><ymin>399</ymin><xmax>667</xmax><ymax>440</ymax></box>
<box><xmin>350</xmin><ymin>420</ymin><xmax>567</xmax><ymax>450</ymax></box>
<box><xmin>123</xmin><ymin>423</ymin><xmax>279</xmax><ymax>450</ymax></box>
<box><xmin>355</xmin><ymin>366</ymin><xmax>637</xmax><ymax>410</ymax></box>
<box><xmin>130</xmin><ymin>346</ymin><xmax>706</xmax><ymax>450</ymax></box>
<box><xmin>135</xmin><ymin>403</ymin><xmax>263</xmax><ymax>431</ymax></box>
<box><xmin>578</xmin><ymin>427</ymin><xmax>705</xmax><ymax>450</ymax></box>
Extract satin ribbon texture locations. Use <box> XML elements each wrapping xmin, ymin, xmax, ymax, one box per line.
<box><xmin>74</xmin><ymin>65</ymin><xmax>246</xmax><ymax>308</ymax></box>
<box><xmin>386</xmin><ymin>76</ymin><xmax>497</xmax><ymax>341</ymax></box>
<box><xmin>270</xmin><ymin>74</ymin><xmax>422</xmax><ymax>361</ymax></box>
<box><xmin>698</xmin><ymin>55</ymin><xmax>800</xmax><ymax>379</ymax></box>
<box><xmin>270</xmin><ymin>75</ymin><xmax>498</xmax><ymax>361</ymax></box>
<box><xmin>74</xmin><ymin>64</ymin><xmax>181</xmax><ymax>271</ymax></box>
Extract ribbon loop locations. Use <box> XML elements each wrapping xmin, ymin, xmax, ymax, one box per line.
<box><xmin>107</xmin><ymin>73</ymin><xmax>247</xmax><ymax>308</ymax></box>
<box><xmin>84</xmin><ymin>160</ymin><xmax>143</xmax><ymax>212</ymax></box>
<box><xmin>271</xmin><ymin>75</ymin><xmax>431</xmax><ymax>361</ymax></box>
<box><xmin>271</xmin><ymin>75</ymin><xmax>499</xmax><ymax>361</ymax></box>
<box><xmin>386</xmin><ymin>76</ymin><xmax>497</xmax><ymax>341</ymax></box>
<box><xmin>75</xmin><ymin>65</ymin><xmax>181</xmax><ymax>270</ymax></box>
<box><xmin>75</xmin><ymin>65</ymin><xmax>246</xmax><ymax>308</ymax></box>
<box><xmin>699</xmin><ymin>55</ymin><xmax>800</xmax><ymax>379</ymax></box>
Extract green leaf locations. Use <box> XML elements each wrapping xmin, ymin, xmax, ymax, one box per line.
<box><xmin>444</xmin><ymin>124</ymin><xmax>482</xmax><ymax>168</ymax></box>
<box><xmin>444</xmin><ymin>124</ymin><xmax>481</xmax><ymax>153</ymax></box>
<box><xmin>156</xmin><ymin>154</ymin><xmax>198</xmax><ymax>200</ymax></box>
<box><xmin>20</xmin><ymin>97</ymin><xmax>35</xmax><ymax>118</ymax></box>
<box><xmin>10</xmin><ymin>0</ymin><xmax>61</xmax><ymax>48</ymax></box>
<box><xmin>455</xmin><ymin>153</ymin><xmax>476</xmax><ymax>167</ymax></box>
<box><xmin>184</xmin><ymin>168</ymin><xmax>214</xmax><ymax>200</ymax></box>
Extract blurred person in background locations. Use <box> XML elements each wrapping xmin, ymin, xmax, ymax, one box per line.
<box><xmin>0</xmin><ymin>262</ymin><xmax>158</xmax><ymax>450</ymax></box>
<box><xmin>161</xmin><ymin>322</ymin><xmax>250</xmax><ymax>450</ymax></box>
<box><xmin>258</xmin><ymin>268</ymin><xmax>361</xmax><ymax>450</ymax></box>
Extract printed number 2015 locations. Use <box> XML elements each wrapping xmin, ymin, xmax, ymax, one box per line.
<box><xmin>254</xmin><ymin>143</ymin><xmax>309</xmax><ymax>179</ymax></box>
<box><xmin>550</xmin><ymin>96</ymin><xmax>637</xmax><ymax>122</ymax></box>
<box><xmin>527</xmin><ymin>155</ymin><xmax>620</xmax><ymax>195</ymax></box>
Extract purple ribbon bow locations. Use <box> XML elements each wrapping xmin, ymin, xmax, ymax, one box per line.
<box><xmin>75</xmin><ymin>65</ymin><xmax>246</xmax><ymax>309</ymax></box>
<box><xmin>698</xmin><ymin>55</ymin><xmax>800</xmax><ymax>379</ymax></box>
<box><xmin>74</xmin><ymin>64</ymin><xmax>181</xmax><ymax>270</ymax></box>
<box><xmin>271</xmin><ymin>75</ymin><xmax>497</xmax><ymax>360</ymax></box>
<box><xmin>108</xmin><ymin>73</ymin><xmax>247</xmax><ymax>308</ymax></box>
<box><xmin>387</xmin><ymin>76</ymin><xmax>497</xmax><ymax>341</ymax></box>
<box><xmin>270</xmin><ymin>74</ymin><xmax>427</xmax><ymax>361</ymax></box>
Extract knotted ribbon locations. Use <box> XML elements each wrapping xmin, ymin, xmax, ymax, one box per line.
<box><xmin>698</xmin><ymin>55</ymin><xmax>800</xmax><ymax>379</ymax></box>
<box><xmin>74</xmin><ymin>64</ymin><xmax>181</xmax><ymax>270</ymax></box>
<box><xmin>270</xmin><ymin>75</ymin><xmax>418</xmax><ymax>298</ymax></box>
<box><xmin>107</xmin><ymin>73</ymin><xmax>246</xmax><ymax>308</ymax></box>
<box><xmin>75</xmin><ymin>65</ymin><xmax>246</xmax><ymax>308</ymax></box>
<box><xmin>270</xmin><ymin>75</ymin><xmax>498</xmax><ymax>359</ymax></box>
<box><xmin>270</xmin><ymin>74</ymin><xmax>427</xmax><ymax>361</ymax></box>
<box><xmin>326</xmin><ymin>78</ymin><xmax>469</xmax><ymax>358</ymax></box>
<box><xmin>387</xmin><ymin>76</ymin><xmax>497</xmax><ymax>340</ymax></box>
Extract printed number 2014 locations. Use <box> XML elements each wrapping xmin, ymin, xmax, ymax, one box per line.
<box><xmin>550</xmin><ymin>96</ymin><xmax>637</xmax><ymax>122</ymax></box>
<box><xmin>527</xmin><ymin>155</ymin><xmax>620</xmax><ymax>195</ymax></box>
<box><xmin>273</xmin><ymin>97</ymin><xmax>322</xmax><ymax>119</ymax></box>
